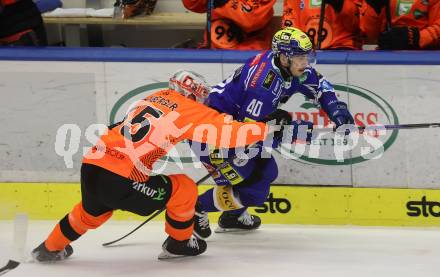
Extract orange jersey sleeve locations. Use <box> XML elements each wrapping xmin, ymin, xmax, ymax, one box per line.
<box><xmin>282</xmin><ymin>0</ymin><xmax>362</xmax><ymax>49</ymax></box>
<box><xmin>83</xmin><ymin>89</ymin><xmax>268</xmax><ymax>182</ymax></box>
<box><xmin>360</xmin><ymin>0</ymin><xmax>440</xmax><ymax>48</ymax></box>
<box><xmin>177</xmin><ymin>104</ymin><xmax>268</xmax><ymax>148</ymax></box>
<box><xmin>419</xmin><ymin>0</ymin><xmax>440</xmax><ymax>48</ymax></box>
<box><xmin>182</xmin><ymin>0</ymin><xmax>276</xmax><ymax>50</ymax></box>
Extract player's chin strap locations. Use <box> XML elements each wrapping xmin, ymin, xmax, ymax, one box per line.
<box><xmin>102</xmin><ymin>142</ymin><xmax>258</xmax><ymax>247</ymax></box>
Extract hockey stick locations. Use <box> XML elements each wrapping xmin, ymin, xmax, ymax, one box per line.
<box><xmin>102</xmin><ymin>143</ymin><xmax>257</xmax><ymax>247</ymax></box>
<box><xmin>206</xmin><ymin>0</ymin><xmax>213</xmax><ymax>48</ymax></box>
<box><xmin>102</xmin><ymin>122</ymin><xmax>440</xmax><ymax>246</ymax></box>
<box><xmin>385</xmin><ymin>0</ymin><xmax>392</xmax><ymax>32</ymax></box>
<box><xmin>313</xmin><ymin>122</ymin><xmax>440</xmax><ymax>133</ymax></box>
<box><xmin>317</xmin><ymin>0</ymin><xmax>326</xmax><ymax>49</ymax></box>
<box><xmin>0</xmin><ymin>214</ymin><xmax>28</xmax><ymax>275</ymax></box>
<box><xmin>0</xmin><ymin>260</ymin><xmax>20</xmax><ymax>276</ymax></box>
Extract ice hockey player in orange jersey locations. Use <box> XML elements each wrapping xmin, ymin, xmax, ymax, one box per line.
<box><xmin>182</xmin><ymin>0</ymin><xmax>276</xmax><ymax>50</ymax></box>
<box><xmin>282</xmin><ymin>0</ymin><xmax>362</xmax><ymax>49</ymax></box>
<box><xmin>360</xmin><ymin>0</ymin><xmax>440</xmax><ymax>49</ymax></box>
<box><xmin>31</xmin><ymin>70</ymin><xmax>288</xmax><ymax>261</ymax></box>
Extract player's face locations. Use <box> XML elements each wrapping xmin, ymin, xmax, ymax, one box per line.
<box><xmin>288</xmin><ymin>54</ymin><xmax>309</xmax><ymax>77</ymax></box>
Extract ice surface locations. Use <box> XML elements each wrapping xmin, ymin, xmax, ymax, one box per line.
<box><xmin>1</xmin><ymin>220</ymin><xmax>439</xmax><ymax>277</ymax></box>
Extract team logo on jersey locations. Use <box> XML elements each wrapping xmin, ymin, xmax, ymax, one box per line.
<box><xmin>262</xmin><ymin>70</ymin><xmax>276</xmax><ymax>90</ymax></box>
<box><xmin>300</xmin><ymin>0</ymin><xmax>305</xmax><ymax>10</ymax></box>
<box><xmin>310</xmin><ymin>0</ymin><xmax>322</xmax><ymax>8</ymax></box>
<box><xmin>396</xmin><ymin>0</ymin><xmax>414</xmax><ymax>16</ymax></box>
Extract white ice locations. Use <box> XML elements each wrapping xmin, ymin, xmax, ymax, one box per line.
<box><xmin>1</xmin><ymin>220</ymin><xmax>439</xmax><ymax>277</ymax></box>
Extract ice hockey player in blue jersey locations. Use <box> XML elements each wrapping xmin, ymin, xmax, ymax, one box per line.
<box><xmin>190</xmin><ymin>27</ymin><xmax>354</xmax><ymax>239</ymax></box>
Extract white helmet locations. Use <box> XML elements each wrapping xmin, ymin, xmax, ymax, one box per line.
<box><xmin>169</xmin><ymin>70</ymin><xmax>210</xmax><ymax>103</ymax></box>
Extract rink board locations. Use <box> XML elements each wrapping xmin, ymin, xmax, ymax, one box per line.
<box><xmin>1</xmin><ymin>183</ymin><xmax>439</xmax><ymax>227</ymax></box>
<box><xmin>1</xmin><ymin>50</ymin><xmax>440</xmax><ymax>189</ymax></box>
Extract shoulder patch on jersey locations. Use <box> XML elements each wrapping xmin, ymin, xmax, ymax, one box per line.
<box><xmin>262</xmin><ymin>70</ymin><xmax>276</xmax><ymax>90</ymax></box>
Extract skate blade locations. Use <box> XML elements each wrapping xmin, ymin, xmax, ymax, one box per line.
<box><xmin>192</xmin><ymin>231</ymin><xmax>211</xmax><ymax>240</ymax></box>
<box><xmin>214</xmin><ymin>226</ymin><xmax>257</xmax><ymax>233</ymax></box>
<box><xmin>158</xmin><ymin>250</ymin><xmax>189</xmax><ymax>260</ymax></box>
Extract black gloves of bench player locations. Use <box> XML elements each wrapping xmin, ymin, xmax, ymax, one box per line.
<box><xmin>378</xmin><ymin>26</ymin><xmax>420</xmax><ymax>50</ymax></box>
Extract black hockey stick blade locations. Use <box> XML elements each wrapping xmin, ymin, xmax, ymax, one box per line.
<box><xmin>102</xmin><ymin>208</ymin><xmax>165</xmax><ymax>247</ymax></box>
<box><xmin>0</xmin><ymin>260</ymin><xmax>20</xmax><ymax>276</ymax></box>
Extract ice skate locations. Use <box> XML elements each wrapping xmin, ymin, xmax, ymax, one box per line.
<box><xmin>158</xmin><ymin>235</ymin><xmax>207</xmax><ymax>260</ymax></box>
<box><xmin>215</xmin><ymin>210</ymin><xmax>261</xmax><ymax>233</ymax></box>
<box><xmin>31</xmin><ymin>242</ymin><xmax>73</xmax><ymax>263</ymax></box>
<box><xmin>193</xmin><ymin>202</ymin><xmax>212</xmax><ymax>239</ymax></box>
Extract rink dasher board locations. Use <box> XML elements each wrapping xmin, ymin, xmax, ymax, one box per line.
<box><xmin>0</xmin><ymin>55</ymin><xmax>439</xmax><ymax>189</ymax></box>
<box><xmin>1</xmin><ymin>183</ymin><xmax>439</xmax><ymax>227</ymax></box>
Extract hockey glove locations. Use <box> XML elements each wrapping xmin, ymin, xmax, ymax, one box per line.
<box><xmin>327</xmin><ymin>101</ymin><xmax>354</xmax><ymax>128</ymax></box>
<box><xmin>378</xmin><ymin>26</ymin><xmax>420</xmax><ymax>50</ymax></box>
<box><xmin>262</xmin><ymin>109</ymin><xmax>292</xmax><ymax>141</ymax></box>
<box><xmin>365</xmin><ymin>0</ymin><xmax>387</xmax><ymax>15</ymax></box>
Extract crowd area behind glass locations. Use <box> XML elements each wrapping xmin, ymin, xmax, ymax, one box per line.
<box><xmin>0</xmin><ymin>0</ymin><xmax>439</xmax><ymax>50</ymax></box>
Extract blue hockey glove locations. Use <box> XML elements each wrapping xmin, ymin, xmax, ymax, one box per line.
<box><xmin>327</xmin><ymin>101</ymin><xmax>354</xmax><ymax>128</ymax></box>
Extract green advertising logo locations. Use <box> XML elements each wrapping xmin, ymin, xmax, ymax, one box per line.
<box><xmin>278</xmin><ymin>84</ymin><xmax>399</xmax><ymax>165</ymax></box>
<box><xmin>110</xmin><ymin>83</ymin><xmax>399</xmax><ymax>166</ymax></box>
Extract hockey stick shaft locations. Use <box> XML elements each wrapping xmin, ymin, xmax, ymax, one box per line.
<box><xmin>317</xmin><ymin>0</ymin><xmax>326</xmax><ymax>49</ymax></box>
<box><xmin>314</xmin><ymin>122</ymin><xmax>440</xmax><ymax>133</ymax></box>
<box><xmin>385</xmin><ymin>0</ymin><xmax>392</xmax><ymax>31</ymax></box>
<box><xmin>206</xmin><ymin>0</ymin><xmax>213</xmax><ymax>48</ymax></box>
<box><xmin>102</xmin><ymin>122</ymin><xmax>440</xmax><ymax>246</ymax></box>
<box><xmin>102</xmin><ymin>143</ymin><xmax>256</xmax><ymax>247</ymax></box>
